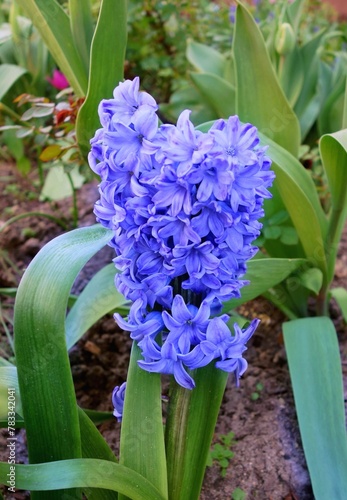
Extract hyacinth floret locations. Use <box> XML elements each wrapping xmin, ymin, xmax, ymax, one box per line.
<box><xmin>89</xmin><ymin>77</ymin><xmax>275</xmax><ymax>391</ymax></box>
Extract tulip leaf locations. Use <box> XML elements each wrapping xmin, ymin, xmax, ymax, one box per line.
<box><xmin>189</xmin><ymin>72</ymin><xmax>235</xmax><ymax>118</ymax></box>
<box><xmin>330</xmin><ymin>287</ymin><xmax>347</xmax><ymax>322</ymax></box>
<box><xmin>223</xmin><ymin>258</ymin><xmax>307</xmax><ymax>311</ymax></box>
<box><xmin>283</xmin><ymin>317</ymin><xmax>347</xmax><ymax>499</ymax></box>
<box><xmin>76</xmin><ymin>0</ymin><xmax>127</xmax><ymax>158</ymax></box>
<box><xmin>233</xmin><ymin>2</ymin><xmax>300</xmax><ymax>156</ymax></box>
<box><xmin>187</xmin><ymin>39</ymin><xmax>227</xmax><ymax>78</ymax></box>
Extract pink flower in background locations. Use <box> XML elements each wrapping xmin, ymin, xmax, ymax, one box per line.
<box><xmin>47</xmin><ymin>69</ymin><xmax>69</xmax><ymax>90</ymax></box>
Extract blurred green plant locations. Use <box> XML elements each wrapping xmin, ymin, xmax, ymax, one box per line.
<box><xmin>206</xmin><ymin>431</ymin><xmax>236</xmax><ymax>478</ymax></box>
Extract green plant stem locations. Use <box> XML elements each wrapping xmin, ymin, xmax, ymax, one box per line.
<box><xmin>0</xmin><ymin>212</ymin><xmax>67</xmax><ymax>233</ymax></box>
<box><xmin>0</xmin><ymin>103</ymin><xmax>31</xmax><ymax>126</ymax></box>
<box><xmin>66</xmin><ymin>171</ymin><xmax>79</xmax><ymax>228</ymax></box>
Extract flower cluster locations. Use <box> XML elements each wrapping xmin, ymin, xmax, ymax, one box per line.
<box><xmin>89</xmin><ymin>77</ymin><xmax>275</xmax><ymax>390</ymax></box>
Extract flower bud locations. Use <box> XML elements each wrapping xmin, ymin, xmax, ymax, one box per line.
<box><xmin>275</xmin><ymin>23</ymin><xmax>296</xmax><ymax>56</ymax></box>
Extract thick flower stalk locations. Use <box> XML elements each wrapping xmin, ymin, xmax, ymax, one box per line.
<box><xmin>89</xmin><ymin>77</ymin><xmax>275</xmax><ymax>390</ymax></box>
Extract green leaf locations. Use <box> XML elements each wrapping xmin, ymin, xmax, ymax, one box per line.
<box><xmin>40</xmin><ymin>163</ymin><xmax>85</xmax><ymax>201</ymax></box>
<box><xmin>119</xmin><ymin>342</ymin><xmax>168</xmax><ymax>500</ymax></box>
<box><xmin>233</xmin><ymin>2</ymin><xmax>300</xmax><ymax>156</ymax></box>
<box><xmin>39</xmin><ymin>144</ymin><xmax>62</xmax><ymax>162</ymax></box>
<box><xmin>78</xmin><ymin>408</ymin><xmax>118</xmax><ymax>500</ymax></box>
<box><xmin>0</xmin><ymin>459</ymin><xmax>166</xmax><ymax>499</ymax></box>
<box><xmin>14</xmin><ymin>0</ymin><xmax>88</xmax><ymax>96</ymax></box>
<box><xmin>259</xmin><ymin>132</ymin><xmax>328</xmax><ymax>275</ymax></box>
<box><xmin>189</xmin><ymin>72</ymin><xmax>235</xmax><ymax>118</ymax></box>
<box><xmin>165</xmin><ymin>364</ymin><xmax>228</xmax><ymax>499</ymax></box>
<box><xmin>69</xmin><ymin>0</ymin><xmax>94</xmax><ymax>74</ymax></box>
<box><xmin>13</xmin><ymin>225</ymin><xmax>112</xmax><ymax>497</ymax></box>
<box><xmin>0</xmin><ymin>64</ymin><xmax>27</xmax><ymax>101</ymax></box>
<box><xmin>76</xmin><ymin>0</ymin><xmax>127</xmax><ymax>158</ymax></box>
<box><xmin>283</xmin><ymin>317</ymin><xmax>347</xmax><ymax>499</ymax></box>
<box><xmin>186</xmin><ymin>39</ymin><xmax>227</xmax><ymax>77</ymax></box>
<box><xmin>223</xmin><ymin>258</ymin><xmax>307</xmax><ymax>310</ymax></box>
<box><xmin>65</xmin><ymin>263</ymin><xmax>128</xmax><ymax>349</ymax></box>
<box><xmin>320</xmin><ymin>129</ymin><xmax>347</xmax><ymax>282</ymax></box>
<box><xmin>0</xmin><ymin>366</ymin><xmax>22</xmax><ymax>419</ymax></box>
<box><xmin>298</xmin><ymin>268</ymin><xmax>323</xmax><ymax>295</ymax></box>
<box><xmin>330</xmin><ymin>287</ymin><xmax>347</xmax><ymax>322</ymax></box>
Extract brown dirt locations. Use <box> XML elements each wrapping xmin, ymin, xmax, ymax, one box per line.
<box><xmin>0</xmin><ymin>161</ymin><xmax>346</xmax><ymax>500</ymax></box>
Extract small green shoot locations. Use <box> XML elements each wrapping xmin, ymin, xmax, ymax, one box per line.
<box><xmin>250</xmin><ymin>382</ymin><xmax>264</xmax><ymax>401</ymax></box>
<box><xmin>232</xmin><ymin>487</ymin><xmax>247</xmax><ymax>500</ymax></box>
<box><xmin>207</xmin><ymin>431</ymin><xmax>236</xmax><ymax>477</ymax></box>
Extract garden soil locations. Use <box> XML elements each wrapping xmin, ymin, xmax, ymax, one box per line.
<box><xmin>1</xmin><ymin>161</ymin><xmax>346</xmax><ymax>500</ymax></box>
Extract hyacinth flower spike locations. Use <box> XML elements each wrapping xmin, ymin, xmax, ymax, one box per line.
<box><xmin>90</xmin><ymin>77</ymin><xmax>275</xmax><ymax>500</ymax></box>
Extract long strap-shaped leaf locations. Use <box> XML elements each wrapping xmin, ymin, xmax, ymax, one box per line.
<box><xmin>15</xmin><ymin>0</ymin><xmax>88</xmax><ymax>96</ymax></box>
<box><xmin>233</xmin><ymin>2</ymin><xmax>300</xmax><ymax>157</ymax></box>
<box><xmin>0</xmin><ymin>459</ymin><xmax>165</xmax><ymax>500</ymax></box>
<box><xmin>76</xmin><ymin>0</ymin><xmax>127</xmax><ymax>157</ymax></box>
<box><xmin>283</xmin><ymin>317</ymin><xmax>347</xmax><ymax>499</ymax></box>
<box><xmin>320</xmin><ymin>129</ymin><xmax>347</xmax><ymax>283</ymax></box>
<box><xmin>14</xmin><ymin>225</ymin><xmax>112</xmax><ymax>498</ymax></box>
<box><xmin>119</xmin><ymin>342</ymin><xmax>168</xmax><ymax>500</ymax></box>
<box><xmin>69</xmin><ymin>0</ymin><xmax>94</xmax><ymax>75</ymax></box>
<box><xmin>66</xmin><ymin>263</ymin><xmax>128</xmax><ymax>350</ymax></box>
<box><xmin>258</xmin><ymin>131</ymin><xmax>328</xmax><ymax>278</ymax></box>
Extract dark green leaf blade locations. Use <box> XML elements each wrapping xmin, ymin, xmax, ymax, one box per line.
<box><xmin>13</xmin><ymin>225</ymin><xmax>112</xmax><ymax>497</ymax></box>
<box><xmin>233</xmin><ymin>2</ymin><xmax>300</xmax><ymax>156</ymax></box>
<box><xmin>76</xmin><ymin>0</ymin><xmax>127</xmax><ymax>157</ymax></box>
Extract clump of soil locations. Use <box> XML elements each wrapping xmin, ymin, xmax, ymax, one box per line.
<box><xmin>1</xmin><ymin>162</ymin><xmax>346</xmax><ymax>499</ymax></box>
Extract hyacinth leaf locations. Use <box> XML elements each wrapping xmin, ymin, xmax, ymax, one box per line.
<box><xmin>0</xmin><ymin>366</ymin><xmax>22</xmax><ymax>419</ymax></box>
<box><xmin>0</xmin><ymin>460</ymin><xmax>166</xmax><ymax>500</ymax></box>
<box><xmin>76</xmin><ymin>0</ymin><xmax>127</xmax><ymax>158</ymax></box>
<box><xmin>222</xmin><ymin>258</ymin><xmax>307</xmax><ymax>311</ymax></box>
<box><xmin>66</xmin><ymin>263</ymin><xmax>129</xmax><ymax>350</ymax></box>
<box><xmin>68</xmin><ymin>0</ymin><xmax>94</xmax><ymax>74</ymax></box>
<box><xmin>186</xmin><ymin>39</ymin><xmax>227</xmax><ymax>78</ymax></box>
<box><xmin>0</xmin><ymin>64</ymin><xmax>27</xmax><ymax>101</ymax></box>
<box><xmin>14</xmin><ymin>225</ymin><xmax>112</xmax><ymax>498</ymax></box>
<box><xmin>283</xmin><ymin>317</ymin><xmax>347</xmax><ymax>499</ymax></box>
<box><xmin>319</xmin><ymin>130</ymin><xmax>347</xmax><ymax>282</ymax></box>
<box><xmin>330</xmin><ymin>287</ymin><xmax>347</xmax><ymax>322</ymax></box>
<box><xmin>14</xmin><ymin>0</ymin><xmax>88</xmax><ymax>96</ymax></box>
<box><xmin>189</xmin><ymin>73</ymin><xmax>235</xmax><ymax>118</ymax></box>
<box><xmin>78</xmin><ymin>408</ymin><xmax>118</xmax><ymax>500</ymax></box>
<box><xmin>165</xmin><ymin>364</ymin><xmax>228</xmax><ymax>500</ymax></box>
<box><xmin>233</xmin><ymin>2</ymin><xmax>300</xmax><ymax>157</ymax></box>
<box><xmin>119</xmin><ymin>342</ymin><xmax>168</xmax><ymax>500</ymax></box>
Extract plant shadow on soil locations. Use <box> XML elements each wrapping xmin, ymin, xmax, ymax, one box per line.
<box><xmin>1</xmin><ymin>162</ymin><xmax>346</xmax><ymax>499</ymax></box>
